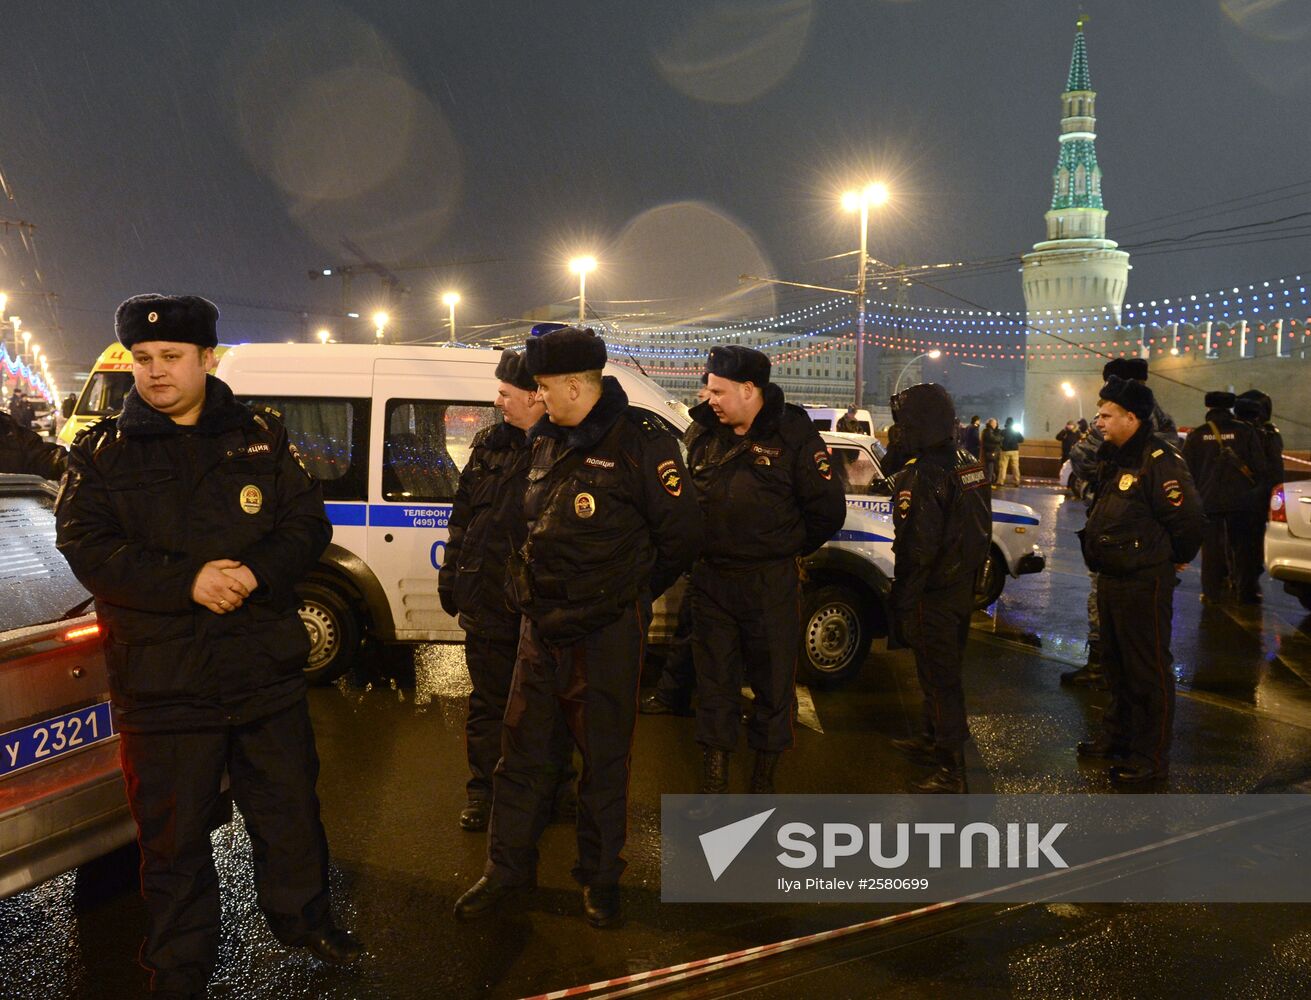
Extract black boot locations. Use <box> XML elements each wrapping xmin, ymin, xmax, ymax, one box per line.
<box><xmin>749</xmin><ymin>751</ymin><xmax>780</xmax><ymax>794</ymax></box>
<box><xmin>459</xmin><ymin>799</ymin><xmax>491</xmax><ymax>832</ymax></box>
<box><xmin>688</xmin><ymin>747</ymin><xmax>730</xmax><ymax>820</ymax></box>
<box><xmin>909</xmin><ymin>748</ymin><xmax>967</xmax><ymax>794</ymax></box>
<box><xmin>890</xmin><ymin>733</ymin><xmax>937</xmax><ymax>765</ymax></box>
<box><xmin>1060</xmin><ymin>642</ymin><xmax>1106</xmax><ymax>689</ymax></box>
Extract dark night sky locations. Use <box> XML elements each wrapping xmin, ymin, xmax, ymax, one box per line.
<box><xmin>2</xmin><ymin>0</ymin><xmax>1309</xmax><ymax>391</ymax></box>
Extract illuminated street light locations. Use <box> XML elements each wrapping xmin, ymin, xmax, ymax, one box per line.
<box><xmin>316</xmin><ymin>328</ymin><xmax>331</xmax><ymax>345</ymax></box>
<box><xmin>373</xmin><ymin>311</ymin><xmax>389</xmax><ymax>344</ymax></box>
<box><xmin>1061</xmin><ymin>380</ymin><xmax>1083</xmax><ymax>420</ymax></box>
<box><xmin>841</xmin><ymin>183</ymin><xmax>890</xmax><ymax>407</ymax></box>
<box><xmin>441</xmin><ymin>291</ymin><xmax>461</xmax><ymax>344</ymax></box>
<box><xmin>569</xmin><ymin>256</ymin><xmax>597</xmax><ymax>325</ymax></box>
<box><xmin>893</xmin><ymin>349</ymin><xmax>942</xmax><ymax>395</ymax></box>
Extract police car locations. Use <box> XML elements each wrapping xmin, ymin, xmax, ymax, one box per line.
<box><xmin>215</xmin><ymin>344</ymin><xmax>1044</xmax><ymax>686</ymax></box>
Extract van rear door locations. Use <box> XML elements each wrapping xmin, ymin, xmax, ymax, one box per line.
<box><xmin>369</xmin><ymin>361</ymin><xmax>499</xmax><ymax>641</ymax></box>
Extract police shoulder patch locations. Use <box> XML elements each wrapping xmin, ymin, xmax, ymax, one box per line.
<box><xmin>1151</xmin><ymin>448</ymin><xmax>1164</xmax><ymax>458</ymax></box>
<box><xmin>813</xmin><ymin>449</ymin><xmax>832</xmax><ymax>480</ymax></box>
<box><xmin>896</xmin><ymin>488</ymin><xmax>913</xmax><ymax>515</ymax></box>
<box><xmin>657</xmin><ymin>458</ymin><xmax>683</xmax><ymax>497</ymax></box>
<box><xmin>1161</xmin><ymin>478</ymin><xmax>1184</xmax><ymax>508</ymax></box>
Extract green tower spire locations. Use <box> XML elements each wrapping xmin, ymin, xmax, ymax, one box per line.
<box><xmin>1049</xmin><ymin>16</ymin><xmax>1103</xmax><ymax>214</ymax></box>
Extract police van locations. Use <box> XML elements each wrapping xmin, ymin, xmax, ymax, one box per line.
<box><xmin>215</xmin><ymin>344</ymin><xmax>1043</xmax><ymax>686</ymax></box>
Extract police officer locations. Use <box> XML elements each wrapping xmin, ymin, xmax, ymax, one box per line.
<box><xmin>884</xmin><ymin>383</ymin><xmax>991</xmax><ymax>794</ymax></box>
<box><xmin>1077</xmin><ymin>376</ymin><xmax>1204</xmax><ymax>783</ymax></box>
<box><xmin>1</xmin><ymin>403</ymin><xmax>66</xmax><ymax>478</ymax></box>
<box><xmin>55</xmin><ymin>295</ymin><xmax>360</xmax><ymax>998</ymax></box>
<box><xmin>454</xmin><ymin>327</ymin><xmax>702</xmax><ymax>928</ymax></box>
<box><xmin>438</xmin><ymin>348</ymin><xmax>575</xmax><ymax>831</ymax></box>
<box><xmin>1062</xmin><ymin>358</ymin><xmax>1177</xmax><ymax>689</ymax></box>
<box><xmin>687</xmin><ymin>346</ymin><xmax>846</xmax><ymax>798</ymax></box>
<box><xmin>1183</xmin><ymin>391</ymin><xmax>1268</xmax><ymax>603</ymax></box>
<box><xmin>1235</xmin><ymin>389</ymin><xmax>1283</xmax><ymax>601</ymax></box>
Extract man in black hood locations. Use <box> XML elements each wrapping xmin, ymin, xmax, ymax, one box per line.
<box><xmin>886</xmin><ymin>383</ymin><xmax>991</xmax><ymax>793</ymax></box>
<box><xmin>1235</xmin><ymin>390</ymin><xmax>1283</xmax><ymax>599</ymax></box>
<box><xmin>1183</xmin><ymin>391</ymin><xmax>1268</xmax><ymax>603</ymax></box>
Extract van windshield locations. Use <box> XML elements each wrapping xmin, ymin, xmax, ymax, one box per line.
<box><xmin>76</xmin><ymin>371</ymin><xmax>133</xmax><ymax>416</ymax></box>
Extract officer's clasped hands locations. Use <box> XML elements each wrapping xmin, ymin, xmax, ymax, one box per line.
<box><xmin>191</xmin><ymin>558</ymin><xmax>254</xmax><ymax>614</ymax></box>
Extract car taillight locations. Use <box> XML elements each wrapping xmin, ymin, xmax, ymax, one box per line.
<box><xmin>1270</xmin><ymin>485</ymin><xmax>1287</xmax><ymax>523</ymax></box>
<box><xmin>61</xmin><ymin>623</ymin><xmax>101</xmax><ymax>643</ymax></box>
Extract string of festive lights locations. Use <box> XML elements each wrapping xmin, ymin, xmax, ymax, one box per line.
<box><xmin>0</xmin><ymin>344</ymin><xmax>53</xmax><ymax>402</ymax></box>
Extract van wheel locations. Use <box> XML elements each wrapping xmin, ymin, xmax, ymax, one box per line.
<box><xmin>297</xmin><ymin>579</ymin><xmax>361</xmax><ymax>684</ymax></box>
<box><xmin>799</xmin><ymin>585</ymin><xmax>870</xmax><ymax>687</ymax></box>
<box><xmin>974</xmin><ymin>549</ymin><xmax>1006</xmax><ymax>610</ymax></box>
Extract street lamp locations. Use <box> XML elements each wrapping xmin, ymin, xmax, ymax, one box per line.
<box><xmin>892</xmin><ymin>349</ymin><xmax>941</xmax><ymax>395</ymax></box>
<box><xmin>1061</xmin><ymin>381</ymin><xmax>1083</xmax><ymax>420</ymax></box>
<box><xmin>841</xmin><ymin>182</ymin><xmax>889</xmax><ymax>408</ymax></box>
<box><xmin>372</xmin><ymin>311</ymin><xmax>389</xmax><ymax>344</ymax></box>
<box><xmin>569</xmin><ymin>256</ymin><xmax>597</xmax><ymax>325</ymax></box>
<box><xmin>441</xmin><ymin>291</ymin><xmax>461</xmax><ymax>344</ymax></box>
<box><xmin>316</xmin><ymin>328</ymin><xmax>331</xmax><ymax>345</ymax></box>
<box><xmin>11</xmin><ymin>316</ymin><xmax>21</xmax><ymax>359</ymax></box>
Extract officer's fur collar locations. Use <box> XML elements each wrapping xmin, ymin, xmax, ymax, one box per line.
<box><xmin>528</xmin><ymin>375</ymin><xmax>629</xmax><ymax>450</ymax></box>
<box><xmin>117</xmin><ymin>375</ymin><xmax>250</xmax><ymax>436</ymax></box>
<box><xmin>689</xmin><ymin>381</ymin><xmax>785</xmax><ymax>439</ymax></box>
<box><xmin>482</xmin><ymin>419</ymin><xmax>527</xmax><ymax>450</ymax></box>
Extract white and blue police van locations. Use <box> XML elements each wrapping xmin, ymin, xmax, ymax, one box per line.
<box><xmin>216</xmin><ymin>344</ymin><xmax>1043</xmax><ymax>687</ymax></box>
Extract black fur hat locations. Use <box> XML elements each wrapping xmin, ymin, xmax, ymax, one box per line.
<box><xmin>1234</xmin><ymin>397</ymin><xmax>1264</xmax><ymax>422</ymax></box>
<box><xmin>524</xmin><ymin>326</ymin><xmax>607</xmax><ymax>376</ymax></box>
<box><xmin>115</xmin><ymin>294</ymin><xmax>219</xmax><ymax>350</ymax></box>
<box><xmin>494</xmin><ymin>348</ymin><xmax>537</xmax><ymax>392</ymax></box>
<box><xmin>706</xmin><ymin>345</ymin><xmax>770</xmax><ymax>386</ymax></box>
<box><xmin>1204</xmin><ymin>390</ymin><xmax>1236</xmax><ymax>410</ymax></box>
<box><xmin>1102</xmin><ymin>357</ymin><xmax>1148</xmax><ymax>382</ymax></box>
<box><xmin>1099</xmin><ymin>375</ymin><xmax>1155</xmax><ymax>420</ymax></box>
<box><xmin>1237</xmin><ymin>389</ymin><xmax>1272</xmax><ymax>421</ymax></box>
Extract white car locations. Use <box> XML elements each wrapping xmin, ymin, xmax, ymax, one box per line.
<box><xmin>1266</xmin><ymin>481</ymin><xmax>1311</xmax><ymax>610</ymax></box>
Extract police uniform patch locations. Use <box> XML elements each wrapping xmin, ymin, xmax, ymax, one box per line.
<box><xmin>287</xmin><ymin>441</ymin><xmax>312</xmax><ymax>477</ymax></box>
<box><xmin>585</xmin><ymin>456</ymin><xmax>616</xmax><ymax>469</ymax></box>
<box><xmin>896</xmin><ymin>489</ymin><xmax>912</xmax><ymax>514</ymax></box>
<box><xmin>1118</xmin><ymin>474</ymin><xmax>1136</xmax><ymax>492</ymax></box>
<box><xmin>814</xmin><ymin>450</ymin><xmax>832</xmax><ymax>480</ymax></box>
<box><xmin>957</xmin><ymin>465</ymin><xmax>987</xmax><ymax>490</ymax></box>
<box><xmin>239</xmin><ymin>485</ymin><xmax>263</xmax><ymax>514</ymax></box>
<box><xmin>1162</xmin><ymin>479</ymin><xmax>1184</xmax><ymax>507</ymax></box>
<box><xmin>147</xmin><ymin>311</ymin><xmax>159</xmax><ymax>323</ymax></box>
<box><xmin>574</xmin><ymin>492</ymin><xmax>596</xmax><ymax>518</ymax></box>
<box><xmin>657</xmin><ymin>459</ymin><xmax>683</xmax><ymax>497</ymax></box>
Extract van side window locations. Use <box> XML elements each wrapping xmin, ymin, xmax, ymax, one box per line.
<box><xmin>237</xmin><ymin>396</ymin><xmax>369</xmax><ymax>502</ymax></box>
<box><xmin>382</xmin><ymin>400</ymin><xmax>498</xmax><ymax>503</ymax></box>
<box><xmin>829</xmin><ymin>446</ymin><xmax>880</xmax><ymax>495</ymax></box>
<box><xmin>77</xmin><ymin>371</ymin><xmax>133</xmax><ymax>416</ymax></box>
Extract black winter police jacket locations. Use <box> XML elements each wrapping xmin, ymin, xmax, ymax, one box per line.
<box><xmin>55</xmin><ymin>377</ymin><xmax>331</xmax><ymax>731</ymax></box>
<box><xmin>508</xmin><ymin>377</ymin><xmax>703</xmax><ymax>643</ymax></box>
<box><xmin>685</xmin><ymin>383</ymin><xmax>846</xmax><ymax>568</ymax></box>
<box><xmin>0</xmin><ymin>410</ymin><xmax>66</xmax><ymax>480</ymax></box>
<box><xmin>438</xmin><ymin>419</ymin><xmax>531</xmax><ymax>640</ymax></box>
<box><xmin>1182</xmin><ymin>409</ymin><xmax>1268</xmax><ymax>514</ymax></box>
<box><xmin>1081</xmin><ymin>423</ymin><xmax>1205</xmax><ymax>578</ymax></box>
<box><xmin>890</xmin><ymin>443</ymin><xmax>992</xmax><ymax>621</ymax></box>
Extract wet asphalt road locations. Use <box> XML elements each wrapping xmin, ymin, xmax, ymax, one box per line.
<box><xmin>3</xmin><ymin>485</ymin><xmax>1311</xmax><ymax>999</ymax></box>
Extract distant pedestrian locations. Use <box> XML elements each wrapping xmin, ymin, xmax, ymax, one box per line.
<box><xmin>963</xmin><ymin>415</ymin><xmax>981</xmax><ymax>459</ymax></box>
<box><xmin>1076</xmin><ymin>376</ymin><xmax>1204</xmax><ymax>785</ymax></box>
<box><xmin>981</xmin><ymin>417</ymin><xmax>1003</xmax><ymax>486</ymax></box>
<box><xmin>1057</xmin><ymin>420</ymin><xmax>1079</xmax><ymax>463</ymax></box>
<box><xmin>997</xmin><ymin>417</ymin><xmax>1024</xmax><ymax>486</ymax></box>
<box><xmin>836</xmin><ymin>404</ymin><xmax>862</xmax><ymax>432</ymax></box>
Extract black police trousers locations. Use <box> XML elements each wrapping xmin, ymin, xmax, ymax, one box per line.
<box><xmin>464</xmin><ymin>630</ymin><xmax>575</xmax><ymax>804</ymax></box>
<box><xmin>653</xmin><ymin>581</ymin><xmax>695</xmax><ymax>709</ymax></box>
<box><xmin>693</xmin><ymin>557</ymin><xmax>800</xmax><ymax>754</ymax></box>
<box><xmin>1097</xmin><ymin>569</ymin><xmax>1177</xmax><ymax>770</ymax></box>
<box><xmin>905</xmin><ymin>580</ymin><xmax>974</xmax><ymax>750</ymax></box>
<box><xmin>118</xmin><ymin>698</ymin><xmax>332</xmax><ymax>995</ymax></box>
<box><xmin>1201</xmin><ymin>513</ymin><xmax>1261</xmax><ymax>600</ymax></box>
<box><xmin>487</xmin><ymin>603</ymin><xmax>647</xmax><ymax>888</ymax></box>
